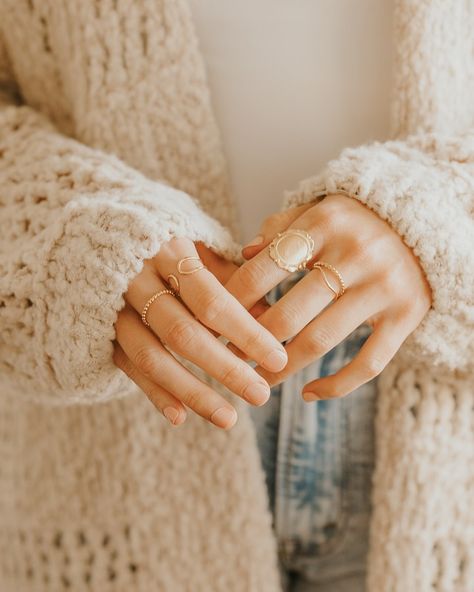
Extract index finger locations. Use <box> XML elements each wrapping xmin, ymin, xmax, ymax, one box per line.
<box><xmin>225</xmin><ymin>211</ymin><xmax>324</xmax><ymax>310</ymax></box>
<box><xmin>154</xmin><ymin>239</ymin><xmax>288</xmax><ymax>373</ymax></box>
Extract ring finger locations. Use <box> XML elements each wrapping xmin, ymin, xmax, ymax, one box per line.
<box><xmin>256</xmin><ymin>254</ymin><xmax>360</xmax><ymax>343</ymax></box>
<box><xmin>257</xmin><ymin>285</ymin><xmax>381</xmax><ymax>387</ymax></box>
<box><xmin>153</xmin><ymin>238</ymin><xmax>288</xmax><ymax>373</ymax></box>
<box><xmin>115</xmin><ymin>305</ymin><xmax>238</xmax><ymax>429</ymax></box>
<box><xmin>125</xmin><ymin>265</ymin><xmax>271</xmax><ymax>406</ymax></box>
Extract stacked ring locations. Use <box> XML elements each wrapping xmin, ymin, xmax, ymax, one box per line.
<box><xmin>166</xmin><ymin>274</ymin><xmax>180</xmax><ymax>293</ymax></box>
<box><xmin>312</xmin><ymin>261</ymin><xmax>346</xmax><ymax>300</ymax></box>
<box><xmin>141</xmin><ymin>289</ymin><xmax>176</xmax><ymax>327</ymax></box>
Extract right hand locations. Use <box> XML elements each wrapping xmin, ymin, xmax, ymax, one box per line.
<box><xmin>113</xmin><ymin>238</ymin><xmax>288</xmax><ymax>430</ymax></box>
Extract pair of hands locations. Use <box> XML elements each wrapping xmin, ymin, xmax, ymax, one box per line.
<box><xmin>114</xmin><ymin>194</ymin><xmax>432</xmax><ymax>429</ymax></box>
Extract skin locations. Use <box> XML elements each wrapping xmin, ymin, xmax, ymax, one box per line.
<box><xmin>113</xmin><ymin>239</ymin><xmax>286</xmax><ymax>430</ymax></box>
<box><xmin>227</xmin><ymin>194</ymin><xmax>432</xmax><ymax>399</ymax></box>
<box><xmin>114</xmin><ymin>193</ymin><xmax>432</xmax><ymax>429</ymax></box>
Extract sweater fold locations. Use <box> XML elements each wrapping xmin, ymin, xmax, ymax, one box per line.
<box><xmin>284</xmin><ymin>130</ymin><xmax>474</xmax><ymax>374</ymax></box>
<box><xmin>0</xmin><ymin>102</ymin><xmax>239</xmax><ymax>404</ymax></box>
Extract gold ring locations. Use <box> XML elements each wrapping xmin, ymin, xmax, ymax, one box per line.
<box><xmin>268</xmin><ymin>229</ymin><xmax>315</xmax><ymax>272</ymax></box>
<box><xmin>167</xmin><ymin>274</ymin><xmax>180</xmax><ymax>293</ymax></box>
<box><xmin>177</xmin><ymin>256</ymin><xmax>207</xmax><ymax>275</ymax></box>
<box><xmin>312</xmin><ymin>261</ymin><xmax>346</xmax><ymax>300</ymax></box>
<box><xmin>141</xmin><ymin>289</ymin><xmax>176</xmax><ymax>327</ymax></box>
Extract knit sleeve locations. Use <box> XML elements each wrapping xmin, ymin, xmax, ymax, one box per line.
<box><xmin>284</xmin><ymin>131</ymin><xmax>474</xmax><ymax>374</ymax></box>
<box><xmin>0</xmin><ymin>96</ymin><xmax>240</xmax><ymax>406</ymax></box>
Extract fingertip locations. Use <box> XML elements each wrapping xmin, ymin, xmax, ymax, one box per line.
<box><xmin>163</xmin><ymin>406</ymin><xmax>187</xmax><ymax>425</ymax></box>
<box><xmin>241</xmin><ymin>245</ymin><xmax>264</xmax><ymax>260</ymax></box>
<box><xmin>210</xmin><ymin>406</ymin><xmax>238</xmax><ymax>430</ymax></box>
<box><xmin>261</xmin><ymin>349</ymin><xmax>288</xmax><ymax>373</ymax></box>
<box><xmin>302</xmin><ymin>391</ymin><xmax>320</xmax><ymax>402</ymax></box>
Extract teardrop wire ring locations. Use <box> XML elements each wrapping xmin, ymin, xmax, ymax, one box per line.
<box><xmin>177</xmin><ymin>256</ymin><xmax>207</xmax><ymax>275</ymax></box>
<box><xmin>312</xmin><ymin>261</ymin><xmax>346</xmax><ymax>300</ymax></box>
<box><xmin>166</xmin><ymin>274</ymin><xmax>180</xmax><ymax>294</ymax></box>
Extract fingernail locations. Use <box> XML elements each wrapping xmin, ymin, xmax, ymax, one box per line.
<box><xmin>243</xmin><ymin>382</ymin><xmax>271</xmax><ymax>406</ymax></box>
<box><xmin>243</xmin><ymin>235</ymin><xmax>264</xmax><ymax>249</ymax></box>
<box><xmin>163</xmin><ymin>407</ymin><xmax>180</xmax><ymax>425</ymax></box>
<box><xmin>210</xmin><ymin>407</ymin><xmax>237</xmax><ymax>429</ymax></box>
<box><xmin>303</xmin><ymin>391</ymin><xmax>320</xmax><ymax>401</ymax></box>
<box><xmin>261</xmin><ymin>349</ymin><xmax>288</xmax><ymax>373</ymax></box>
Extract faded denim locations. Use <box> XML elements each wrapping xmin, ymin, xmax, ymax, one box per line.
<box><xmin>250</xmin><ymin>277</ymin><xmax>377</xmax><ymax>592</ymax></box>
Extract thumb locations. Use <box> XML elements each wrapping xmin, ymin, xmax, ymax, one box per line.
<box><xmin>241</xmin><ymin>203</ymin><xmax>314</xmax><ymax>260</ymax></box>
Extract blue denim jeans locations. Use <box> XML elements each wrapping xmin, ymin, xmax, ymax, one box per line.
<box><xmin>250</xmin><ymin>278</ymin><xmax>377</xmax><ymax>592</ymax></box>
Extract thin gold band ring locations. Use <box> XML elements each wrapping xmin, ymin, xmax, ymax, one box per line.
<box><xmin>141</xmin><ymin>289</ymin><xmax>176</xmax><ymax>327</ymax></box>
<box><xmin>312</xmin><ymin>261</ymin><xmax>346</xmax><ymax>300</ymax></box>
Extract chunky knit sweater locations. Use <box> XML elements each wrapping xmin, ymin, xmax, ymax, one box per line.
<box><xmin>0</xmin><ymin>1</ymin><xmax>473</xmax><ymax>592</ymax></box>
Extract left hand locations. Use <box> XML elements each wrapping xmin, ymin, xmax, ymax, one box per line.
<box><xmin>224</xmin><ymin>194</ymin><xmax>432</xmax><ymax>400</ymax></box>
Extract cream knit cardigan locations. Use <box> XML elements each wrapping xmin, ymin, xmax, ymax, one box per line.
<box><xmin>0</xmin><ymin>1</ymin><xmax>472</xmax><ymax>591</ymax></box>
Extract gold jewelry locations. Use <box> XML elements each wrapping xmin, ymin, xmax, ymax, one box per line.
<box><xmin>268</xmin><ymin>229</ymin><xmax>315</xmax><ymax>272</ymax></box>
<box><xmin>166</xmin><ymin>274</ymin><xmax>180</xmax><ymax>293</ymax></box>
<box><xmin>312</xmin><ymin>261</ymin><xmax>346</xmax><ymax>300</ymax></box>
<box><xmin>177</xmin><ymin>256</ymin><xmax>206</xmax><ymax>275</ymax></box>
<box><xmin>141</xmin><ymin>289</ymin><xmax>176</xmax><ymax>327</ymax></box>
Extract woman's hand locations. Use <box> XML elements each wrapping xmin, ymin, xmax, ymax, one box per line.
<box><xmin>113</xmin><ymin>238</ymin><xmax>288</xmax><ymax>429</ymax></box>
<box><xmin>225</xmin><ymin>194</ymin><xmax>432</xmax><ymax>400</ymax></box>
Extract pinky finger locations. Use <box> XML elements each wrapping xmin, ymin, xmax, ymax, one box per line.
<box><xmin>113</xmin><ymin>344</ymin><xmax>187</xmax><ymax>426</ymax></box>
<box><xmin>302</xmin><ymin>321</ymin><xmax>404</xmax><ymax>401</ymax></box>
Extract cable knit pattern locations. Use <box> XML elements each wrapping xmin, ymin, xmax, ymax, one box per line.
<box><xmin>0</xmin><ymin>105</ymin><xmax>240</xmax><ymax>403</ymax></box>
<box><xmin>0</xmin><ymin>1</ymin><xmax>473</xmax><ymax>591</ymax></box>
<box><xmin>0</xmin><ymin>1</ymin><xmax>279</xmax><ymax>591</ymax></box>
<box><xmin>284</xmin><ymin>130</ymin><xmax>474</xmax><ymax>373</ymax></box>
<box><xmin>283</xmin><ymin>2</ymin><xmax>474</xmax><ymax>591</ymax></box>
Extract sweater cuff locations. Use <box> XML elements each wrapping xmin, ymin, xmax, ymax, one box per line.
<box><xmin>32</xmin><ymin>180</ymin><xmax>240</xmax><ymax>404</ymax></box>
<box><xmin>284</xmin><ymin>136</ymin><xmax>474</xmax><ymax>373</ymax></box>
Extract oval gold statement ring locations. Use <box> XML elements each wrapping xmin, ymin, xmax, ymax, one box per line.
<box><xmin>177</xmin><ymin>256</ymin><xmax>207</xmax><ymax>275</ymax></box>
<box><xmin>141</xmin><ymin>289</ymin><xmax>176</xmax><ymax>328</ymax></box>
<box><xmin>268</xmin><ymin>229</ymin><xmax>315</xmax><ymax>272</ymax></box>
<box><xmin>312</xmin><ymin>261</ymin><xmax>346</xmax><ymax>300</ymax></box>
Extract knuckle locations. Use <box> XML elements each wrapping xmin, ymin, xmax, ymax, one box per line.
<box><xmin>273</xmin><ymin>304</ymin><xmax>301</xmax><ymax>339</ymax></box>
<box><xmin>240</xmin><ymin>327</ymin><xmax>266</xmax><ymax>357</ymax></box>
<box><xmin>378</xmin><ymin>264</ymin><xmax>403</xmax><ymax>297</ymax></box>
<box><xmin>237</xmin><ymin>261</ymin><xmax>266</xmax><ymax>293</ymax></box>
<box><xmin>133</xmin><ymin>346</ymin><xmax>160</xmax><ymax>378</ymax></box>
<box><xmin>348</xmin><ymin>235</ymin><xmax>374</xmax><ymax>264</ymax></box>
<box><xmin>315</xmin><ymin>201</ymin><xmax>343</xmax><ymax>233</ymax></box>
<box><xmin>264</xmin><ymin>211</ymin><xmax>290</xmax><ymax>232</ymax></box>
<box><xmin>145</xmin><ymin>385</ymin><xmax>165</xmax><ymax>406</ymax></box>
<box><xmin>219</xmin><ymin>363</ymin><xmax>243</xmax><ymax>389</ymax></box>
<box><xmin>165</xmin><ymin>318</ymin><xmax>197</xmax><ymax>351</ymax></box>
<box><xmin>181</xmin><ymin>388</ymin><xmax>202</xmax><ymax>410</ymax></box>
<box><xmin>305</xmin><ymin>325</ymin><xmax>336</xmax><ymax>357</ymax></box>
<box><xmin>196</xmin><ymin>290</ymin><xmax>228</xmax><ymax>326</ymax></box>
<box><xmin>358</xmin><ymin>356</ymin><xmax>385</xmax><ymax>380</ymax></box>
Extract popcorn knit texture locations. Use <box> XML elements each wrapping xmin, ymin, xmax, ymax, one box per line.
<box><xmin>0</xmin><ymin>1</ymin><xmax>473</xmax><ymax>591</ymax></box>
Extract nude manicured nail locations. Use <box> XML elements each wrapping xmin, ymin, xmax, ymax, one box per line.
<box><xmin>243</xmin><ymin>235</ymin><xmax>264</xmax><ymax>249</ymax></box>
<box><xmin>303</xmin><ymin>392</ymin><xmax>320</xmax><ymax>401</ymax></box>
<box><xmin>211</xmin><ymin>407</ymin><xmax>237</xmax><ymax>429</ymax></box>
<box><xmin>261</xmin><ymin>349</ymin><xmax>288</xmax><ymax>372</ymax></box>
<box><xmin>243</xmin><ymin>382</ymin><xmax>270</xmax><ymax>406</ymax></box>
<box><xmin>163</xmin><ymin>407</ymin><xmax>180</xmax><ymax>425</ymax></box>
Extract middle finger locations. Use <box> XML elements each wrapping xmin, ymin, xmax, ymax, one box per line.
<box><xmin>154</xmin><ymin>238</ymin><xmax>288</xmax><ymax>373</ymax></box>
<box><xmin>125</xmin><ymin>268</ymin><xmax>271</xmax><ymax>406</ymax></box>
